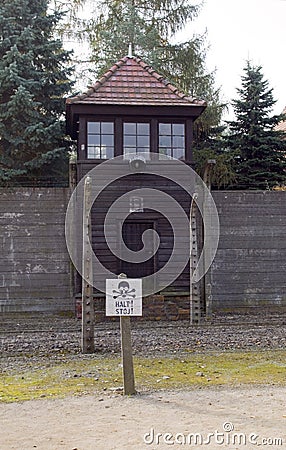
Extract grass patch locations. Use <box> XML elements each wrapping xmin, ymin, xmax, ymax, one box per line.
<box><xmin>135</xmin><ymin>350</ymin><xmax>286</xmax><ymax>388</ymax></box>
<box><xmin>0</xmin><ymin>350</ymin><xmax>285</xmax><ymax>403</ymax></box>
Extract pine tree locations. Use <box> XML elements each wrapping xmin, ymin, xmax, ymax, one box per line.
<box><xmin>61</xmin><ymin>0</ymin><xmax>223</xmax><ymax>142</ymax></box>
<box><xmin>0</xmin><ymin>0</ymin><xmax>74</xmax><ymax>186</ymax></box>
<box><xmin>193</xmin><ymin>138</ymin><xmax>238</xmax><ymax>189</ymax></box>
<box><xmin>226</xmin><ymin>61</ymin><xmax>286</xmax><ymax>190</ymax></box>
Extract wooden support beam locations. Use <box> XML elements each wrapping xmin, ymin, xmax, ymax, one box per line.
<box><xmin>190</xmin><ymin>194</ymin><xmax>201</xmax><ymax>325</ymax></box>
<box><xmin>203</xmin><ymin>159</ymin><xmax>216</xmax><ymax>319</ymax></box>
<box><xmin>81</xmin><ymin>176</ymin><xmax>95</xmax><ymax>353</ymax></box>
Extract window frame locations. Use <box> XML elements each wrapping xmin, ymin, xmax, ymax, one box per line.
<box><xmin>158</xmin><ymin>121</ymin><xmax>186</xmax><ymax>161</ymax></box>
<box><xmin>86</xmin><ymin>120</ymin><xmax>115</xmax><ymax>160</ymax></box>
<box><xmin>80</xmin><ymin>117</ymin><xmax>191</xmax><ymax>161</ymax></box>
<box><xmin>123</xmin><ymin>120</ymin><xmax>151</xmax><ymax>160</ymax></box>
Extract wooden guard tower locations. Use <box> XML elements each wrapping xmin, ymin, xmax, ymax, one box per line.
<box><xmin>66</xmin><ymin>54</ymin><xmax>207</xmax><ymax>321</ymax></box>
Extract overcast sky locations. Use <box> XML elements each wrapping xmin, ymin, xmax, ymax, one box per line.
<box><xmin>72</xmin><ymin>0</ymin><xmax>286</xmax><ymax>120</ymax></box>
<box><xmin>179</xmin><ymin>0</ymin><xmax>286</xmax><ymax>119</ymax></box>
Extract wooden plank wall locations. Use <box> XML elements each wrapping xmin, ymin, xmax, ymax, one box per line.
<box><xmin>0</xmin><ymin>188</ymin><xmax>285</xmax><ymax>314</ymax></box>
<box><xmin>211</xmin><ymin>191</ymin><xmax>286</xmax><ymax>311</ymax></box>
<box><xmin>88</xmin><ymin>173</ymin><xmax>192</xmax><ymax>293</ymax></box>
<box><xmin>0</xmin><ymin>188</ymin><xmax>72</xmax><ymax>313</ymax></box>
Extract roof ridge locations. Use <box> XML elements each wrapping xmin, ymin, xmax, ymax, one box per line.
<box><xmin>94</xmin><ymin>57</ymin><xmax>128</xmax><ymax>90</ymax></box>
<box><xmin>132</xmin><ymin>56</ymin><xmax>203</xmax><ymax>104</ymax></box>
<box><xmin>66</xmin><ymin>53</ymin><xmax>206</xmax><ymax>106</ymax></box>
<box><xmin>67</xmin><ymin>57</ymin><xmax>129</xmax><ymax>103</ymax></box>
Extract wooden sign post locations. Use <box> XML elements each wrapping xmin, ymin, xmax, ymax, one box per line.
<box><xmin>106</xmin><ymin>274</ymin><xmax>142</xmax><ymax>395</ymax></box>
<box><xmin>120</xmin><ymin>314</ymin><xmax>136</xmax><ymax>396</ymax></box>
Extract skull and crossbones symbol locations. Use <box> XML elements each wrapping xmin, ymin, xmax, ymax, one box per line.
<box><xmin>113</xmin><ymin>281</ymin><xmax>136</xmax><ymax>299</ymax></box>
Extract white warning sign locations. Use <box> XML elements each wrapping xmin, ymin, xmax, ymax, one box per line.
<box><xmin>106</xmin><ymin>278</ymin><xmax>142</xmax><ymax>316</ymax></box>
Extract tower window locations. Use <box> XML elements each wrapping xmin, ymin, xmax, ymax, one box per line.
<box><xmin>159</xmin><ymin>123</ymin><xmax>185</xmax><ymax>160</ymax></box>
<box><xmin>123</xmin><ymin>122</ymin><xmax>150</xmax><ymax>159</ymax></box>
<box><xmin>87</xmin><ymin>121</ymin><xmax>114</xmax><ymax>159</ymax></box>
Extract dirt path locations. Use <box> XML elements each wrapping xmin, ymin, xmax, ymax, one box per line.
<box><xmin>1</xmin><ymin>385</ymin><xmax>286</xmax><ymax>450</ymax></box>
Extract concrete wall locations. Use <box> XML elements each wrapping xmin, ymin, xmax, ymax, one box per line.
<box><xmin>211</xmin><ymin>191</ymin><xmax>286</xmax><ymax>311</ymax></box>
<box><xmin>0</xmin><ymin>188</ymin><xmax>72</xmax><ymax>313</ymax></box>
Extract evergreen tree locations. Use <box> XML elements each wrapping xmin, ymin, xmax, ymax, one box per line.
<box><xmin>193</xmin><ymin>119</ymin><xmax>239</xmax><ymax>190</ymax></box>
<box><xmin>61</xmin><ymin>0</ymin><xmax>224</xmax><ymax>142</ymax></box>
<box><xmin>0</xmin><ymin>0</ymin><xmax>74</xmax><ymax>186</ymax></box>
<box><xmin>225</xmin><ymin>61</ymin><xmax>286</xmax><ymax>190</ymax></box>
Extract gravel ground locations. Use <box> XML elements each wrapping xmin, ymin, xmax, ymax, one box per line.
<box><xmin>1</xmin><ymin>313</ymin><xmax>285</xmax><ymax>450</ymax></box>
<box><xmin>0</xmin><ymin>311</ymin><xmax>286</xmax><ymax>372</ymax></box>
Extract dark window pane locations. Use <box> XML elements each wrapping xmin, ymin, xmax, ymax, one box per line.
<box><xmin>95</xmin><ymin>148</ymin><xmax>101</xmax><ymax>159</ymax></box>
<box><xmin>124</xmin><ymin>135</ymin><xmax>137</xmax><ymax>147</ymax></box>
<box><xmin>137</xmin><ymin>123</ymin><xmax>150</xmax><ymax>135</ymax></box>
<box><xmin>159</xmin><ymin>123</ymin><xmax>171</xmax><ymax>135</ymax></box>
<box><xmin>159</xmin><ymin>136</ymin><xmax>171</xmax><ymax>147</ymax></box>
<box><xmin>159</xmin><ymin>147</ymin><xmax>172</xmax><ymax>156</ymax></box>
<box><xmin>137</xmin><ymin>135</ymin><xmax>150</xmax><ymax>148</ymax></box>
<box><xmin>101</xmin><ymin>122</ymin><xmax>114</xmax><ymax>134</ymax></box>
<box><xmin>101</xmin><ymin>134</ymin><xmax>114</xmax><ymax>146</ymax></box>
<box><xmin>87</xmin><ymin>122</ymin><xmax>100</xmax><ymax>134</ymax></box>
<box><xmin>87</xmin><ymin>146</ymin><xmax>101</xmax><ymax>159</ymax></box>
<box><xmin>173</xmin><ymin>124</ymin><xmax>185</xmax><ymax>135</ymax></box>
<box><xmin>124</xmin><ymin>123</ymin><xmax>136</xmax><ymax>134</ymax></box>
<box><xmin>87</xmin><ymin>147</ymin><xmax>94</xmax><ymax>158</ymax></box>
<box><xmin>124</xmin><ymin>148</ymin><xmax>137</xmax><ymax>156</ymax></box>
<box><xmin>137</xmin><ymin>150</ymin><xmax>151</xmax><ymax>160</ymax></box>
<box><xmin>173</xmin><ymin>148</ymin><xmax>185</xmax><ymax>160</ymax></box>
<box><xmin>88</xmin><ymin>134</ymin><xmax>100</xmax><ymax>146</ymax></box>
<box><xmin>100</xmin><ymin>147</ymin><xmax>107</xmax><ymax>159</ymax></box>
<box><xmin>87</xmin><ymin>121</ymin><xmax>114</xmax><ymax>159</ymax></box>
<box><xmin>123</xmin><ymin>122</ymin><xmax>150</xmax><ymax>157</ymax></box>
<box><xmin>105</xmin><ymin>147</ymin><xmax>114</xmax><ymax>159</ymax></box>
<box><xmin>173</xmin><ymin>136</ymin><xmax>185</xmax><ymax>148</ymax></box>
<box><xmin>137</xmin><ymin>148</ymin><xmax>148</xmax><ymax>153</ymax></box>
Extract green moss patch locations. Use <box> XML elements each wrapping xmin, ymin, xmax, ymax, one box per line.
<box><xmin>0</xmin><ymin>350</ymin><xmax>285</xmax><ymax>403</ymax></box>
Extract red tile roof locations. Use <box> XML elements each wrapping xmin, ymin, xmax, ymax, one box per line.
<box><xmin>66</xmin><ymin>55</ymin><xmax>206</xmax><ymax>107</ymax></box>
<box><xmin>275</xmin><ymin>107</ymin><xmax>286</xmax><ymax>133</ymax></box>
